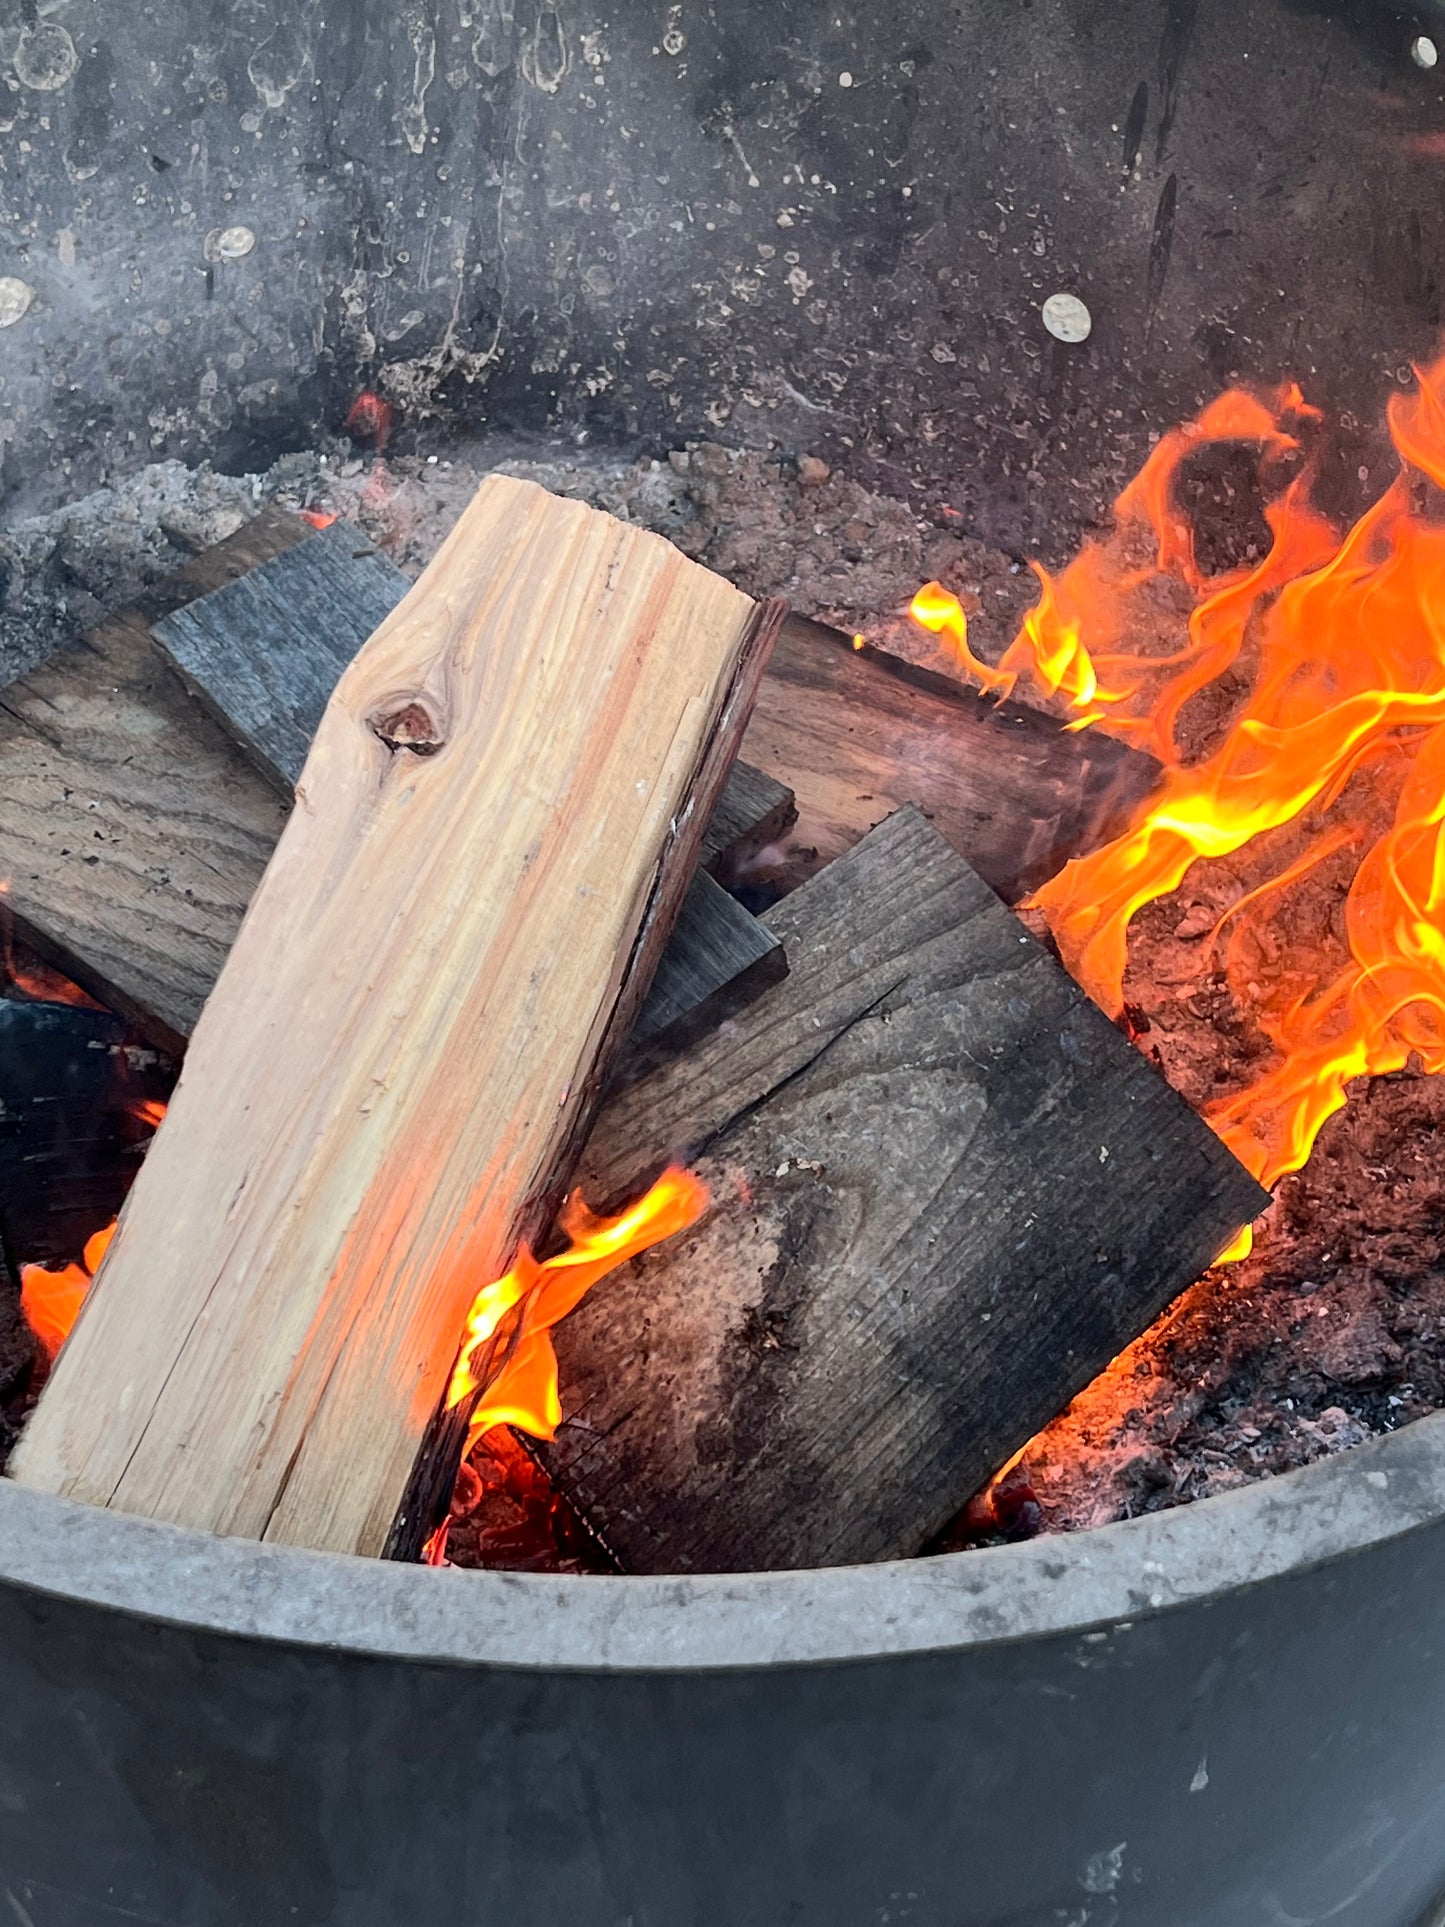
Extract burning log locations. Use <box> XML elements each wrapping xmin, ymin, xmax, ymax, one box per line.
<box><xmin>538</xmin><ymin>807</ymin><xmax>1269</xmax><ymax>1574</ymax></box>
<box><xmin>741</xmin><ymin>617</ymin><xmax>1160</xmax><ymax>902</ymax></box>
<box><xmin>0</xmin><ymin>512</ymin><xmax>788</xmax><ymax>1059</ymax></box>
<box><xmin>10</xmin><ymin>477</ymin><xmax>783</xmax><ymax>1557</ymax></box>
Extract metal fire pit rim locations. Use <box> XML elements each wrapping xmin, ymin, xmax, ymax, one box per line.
<box><xmin>4</xmin><ymin>1414</ymin><xmax>1444</xmax><ymax>1672</ymax></box>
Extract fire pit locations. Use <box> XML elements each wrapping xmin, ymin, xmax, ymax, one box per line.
<box><xmin>3</xmin><ymin>1426</ymin><xmax>1445</xmax><ymax>1925</ymax></box>
<box><xmin>6</xmin><ymin>0</ymin><xmax>1445</xmax><ymax>1921</ymax></box>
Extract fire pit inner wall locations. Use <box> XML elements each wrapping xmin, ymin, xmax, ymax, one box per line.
<box><xmin>3</xmin><ymin>0</ymin><xmax>1443</xmax><ymax>561</ymax></box>
<box><xmin>2</xmin><ymin>1422</ymin><xmax>1445</xmax><ymax>1927</ymax></box>
<box><xmin>7</xmin><ymin>3</ymin><xmax>1445</xmax><ymax>1922</ymax></box>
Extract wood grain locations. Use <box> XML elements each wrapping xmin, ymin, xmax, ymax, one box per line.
<box><xmin>152</xmin><ymin>521</ymin><xmax>405</xmax><ymax>792</ymax></box>
<box><xmin>0</xmin><ymin>510</ymin><xmax>787</xmax><ymax>1062</ymax></box>
<box><xmin>544</xmin><ymin>807</ymin><xmax>1269</xmax><ymax>1574</ymax></box>
<box><xmin>153</xmin><ymin>517</ymin><xmax>790</xmax><ymax>1065</ymax></box>
<box><xmin>0</xmin><ymin>524</ymin><xmax>1152</xmax><ymax>1065</ymax></box>
<box><xmin>11</xmin><ymin>477</ymin><xmax>779</xmax><ymax>1558</ymax></box>
<box><xmin>0</xmin><ymin>512</ymin><xmax>305</xmax><ymax>1053</ymax></box>
<box><xmin>630</xmin><ymin>867</ymin><xmax>785</xmax><ymax>1057</ymax></box>
<box><xmin>741</xmin><ymin>617</ymin><xmax>1161</xmax><ymax>903</ymax></box>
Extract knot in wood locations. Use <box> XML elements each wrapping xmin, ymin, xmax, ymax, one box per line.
<box><xmin>371</xmin><ymin>700</ymin><xmax>444</xmax><ymax>756</ymax></box>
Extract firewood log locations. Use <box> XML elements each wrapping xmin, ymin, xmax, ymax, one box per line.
<box><xmin>539</xmin><ymin>807</ymin><xmax>1269</xmax><ymax>1574</ymax></box>
<box><xmin>10</xmin><ymin>478</ymin><xmax>783</xmax><ymax>1558</ymax></box>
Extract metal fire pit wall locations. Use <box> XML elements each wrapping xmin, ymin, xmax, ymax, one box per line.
<box><xmin>0</xmin><ymin>1424</ymin><xmax>1444</xmax><ymax>1926</ymax></box>
<box><xmin>4</xmin><ymin>0</ymin><xmax>1445</xmax><ymax>561</ymax></box>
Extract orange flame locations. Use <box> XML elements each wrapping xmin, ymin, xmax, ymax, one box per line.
<box><xmin>929</xmin><ymin>350</ymin><xmax>1445</xmax><ymax>1239</ymax></box>
<box><xmin>444</xmin><ymin>1165</ymin><xmax>708</xmax><ymax>1454</ymax></box>
<box><xmin>20</xmin><ymin>1222</ymin><xmax>115</xmax><ymax>1359</ymax></box>
<box><xmin>909</xmin><ymin>582</ymin><xmax>1015</xmax><ymax>698</ymax></box>
<box><xmin>18</xmin><ymin>1099</ymin><xmax>167</xmax><ymax>1357</ymax></box>
<box><xmin>0</xmin><ymin>882</ymin><xmax>102</xmax><ymax>1008</ymax></box>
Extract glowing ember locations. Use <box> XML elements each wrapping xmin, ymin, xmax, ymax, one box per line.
<box><xmin>444</xmin><ymin>1165</ymin><xmax>708</xmax><ymax>1454</ymax></box>
<box><xmin>300</xmin><ymin>509</ymin><xmax>338</xmax><ymax>530</ymax></box>
<box><xmin>1</xmin><ymin>954</ymin><xmax>103</xmax><ymax>1009</ymax></box>
<box><xmin>345</xmin><ymin>389</ymin><xmax>394</xmax><ymax>451</ymax></box>
<box><xmin>0</xmin><ymin>883</ymin><xmax>103</xmax><ymax>1008</ymax></box>
<box><xmin>913</xmin><ymin>351</ymin><xmax>1445</xmax><ymax>1241</ymax></box>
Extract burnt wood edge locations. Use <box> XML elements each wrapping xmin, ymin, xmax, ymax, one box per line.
<box><xmin>2</xmin><ymin>904</ymin><xmax>189</xmax><ymax>1061</ymax></box>
<box><xmin>611</xmin><ymin>937</ymin><xmax>790</xmax><ymax>1093</ymax></box>
<box><xmin>782</xmin><ymin>612</ymin><xmax>1165</xmax><ymax>772</ymax></box>
<box><xmin>384</xmin><ymin>594</ymin><xmax>790</xmax><ymax>1562</ymax></box>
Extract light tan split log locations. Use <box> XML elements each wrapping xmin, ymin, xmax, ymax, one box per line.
<box><xmin>11</xmin><ymin>476</ymin><xmax>780</xmax><ymax>1557</ymax></box>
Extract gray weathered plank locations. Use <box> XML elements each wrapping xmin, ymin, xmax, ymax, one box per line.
<box><xmin>152</xmin><ymin>523</ymin><xmax>404</xmax><ymax>791</ymax></box>
<box><xmin>153</xmin><ymin>521</ymin><xmax>790</xmax><ymax>1056</ymax></box>
<box><xmin>543</xmin><ymin>806</ymin><xmax>1269</xmax><ymax>1575</ymax></box>
<box><xmin>740</xmin><ymin>616</ymin><xmax>1161</xmax><ymax>903</ymax></box>
<box><xmin>0</xmin><ymin>511</ymin><xmax>304</xmax><ymax>1051</ymax></box>
<box><xmin>630</xmin><ymin>867</ymin><xmax>785</xmax><ymax>1056</ymax></box>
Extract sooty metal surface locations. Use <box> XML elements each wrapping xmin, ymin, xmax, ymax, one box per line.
<box><xmin>1</xmin><ymin>1417</ymin><xmax>1445</xmax><ymax>1925</ymax></box>
<box><xmin>2</xmin><ymin>0</ymin><xmax>1445</xmax><ymax>559</ymax></box>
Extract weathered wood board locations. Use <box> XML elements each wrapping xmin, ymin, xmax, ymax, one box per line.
<box><xmin>0</xmin><ymin>512</ymin><xmax>788</xmax><ymax>1057</ymax></box>
<box><xmin>0</xmin><ymin>512</ymin><xmax>303</xmax><ymax>1052</ymax></box>
<box><xmin>152</xmin><ymin>518</ymin><xmax>786</xmax><ymax>1056</ymax></box>
<box><xmin>741</xmin><ymin>617</ymin><xmax>1161</xmax><ymax>903</ymax></box>
<box><xmin>630</xmin><ymin>867</ymin><xmax>785</xmax><ymax>1057</ymax></box>
<box><xmin>12</xmin><ymin>478</ymin><xmax>784</xmax><ymax>1558</ymax></box>
<box><xmin>152</xmin><ymin>521</ymin><xmax>406</xmax><ymax>792</ymax></box>
<box><xmin>544</xmin><ymin>807</ymin><xmax>1269</xmax><ymax>1575</ymax></box>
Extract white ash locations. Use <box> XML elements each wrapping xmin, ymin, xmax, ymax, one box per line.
<box><xmin>1</xmin><ymin>431</ymin><xmax>1037</xmax><ymax>692</ymax></box>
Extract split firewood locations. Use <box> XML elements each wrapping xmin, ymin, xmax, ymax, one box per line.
<box><xmin>0</xmin><ymin>513</ymin><xmax>299</xmax><ymax>1052</ymax></box>
<box><xmin>10</xmin><ymin>477</ymin><xmax>783</xmax><ymax>1558</ymax></box>
<box><xmin>0</xmin><ymin>531</ymin><xmax>1152</xmax><ymax>1064</ymax></box>
<box><xmin>741</xmin><ymin>616</ymin><xmax>1160</xmax><ymax>902</ymax></box>
<box><xmin>0</xmin><ymin>512</ymin><xmax>787</xmax><ymax>1056</ymax></box>
<box><xmin>539</xmin><ymin>806</ymin><xmax>1268</xmax><ymax>1574</ymax></box>
<box><xmin>152</xmin><ymin>520</ymin><xmax>788</xmax><ymax>1052</ymax></box>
